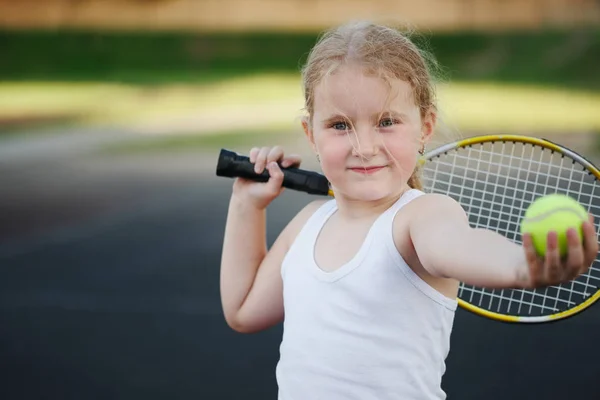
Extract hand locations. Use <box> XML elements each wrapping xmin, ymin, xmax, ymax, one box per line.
<box><xmin>232</xmin><ymin>146</ymin><xmax>302</xmax><ymax>209</ymax></box>
<box><xmin>520</xmin><ymin>214</ymin><xmax>598</xmax><ymax>288</ymax></box>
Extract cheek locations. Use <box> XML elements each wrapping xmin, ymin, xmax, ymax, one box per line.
<box><xmin>316</xmin><ymin>134</ymin><xmax>348</xmax><ymax>159</ymax></box>
<box><xmin>382</xmin><ymin>136</ymin><xmax>419</xmax><ymax>167</ymax></box>
<box><xmin>315</xmin><ymin>135</ymin><xmax>350</xmax><ymax>176</ymax></box>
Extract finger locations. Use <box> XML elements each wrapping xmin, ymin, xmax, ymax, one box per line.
<box><xmin>565</xmin><ymin>227</ymin><xmax>584</xmax><ymax>281</ymax></box>
<box><xmin>249</xmin><ymin>147</ymin><xmax>260</xmax><ymax>163</ymax></box>
<box><xmin>266</xmin><ymin>161</ymin><xmax>284</xmax><ymax>194</ymax></box>
<box><xmin>281</xmin><ymin>154</ymin><xmax>303</xmax><ymax>168</ymax></box>
<box><xmin>581</xmin><ymin>220</ymin><xmax>598</xmax><ymax>274</ymax></box>
<box><xmin>254</xmin><ymin>147</ymin><xmax>271</xmax><ymax>173</ymax></box>
<box><xmin>522</xmin><ymin>233</ymin><xmax>541</xmax><ymax>287</ymax></box>
<box><xmin>267</xmin><ymin>146</ymin><xmax>284</xmax><ymax>164</ymax></box>
<box><xmin>544</xmin><ymin>231</ymin><xmax>562</xmax><ymax>284</ymax></box>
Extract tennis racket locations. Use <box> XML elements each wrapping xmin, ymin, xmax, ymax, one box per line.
<box><xmin>216</xmin><ymin>135</ymin><xmax>600</xmax><ymax>323</ymax></box>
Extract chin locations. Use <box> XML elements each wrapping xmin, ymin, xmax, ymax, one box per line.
<box><xmin>354</xmin><ymin>192</ymin><xmax>390</xmax><ymax>202</ymax></box>
<box><xmin>328</xmin><ymin>171</ymin><xmax>408</xmax><ymax>202</ymax></box>
<box><xmin>337</xmin><ymin>183</ymin><xmax>398</xmax><ymax>202</ymax></box>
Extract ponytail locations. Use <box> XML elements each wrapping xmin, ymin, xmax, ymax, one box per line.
<box><xmin>407</xmin><ymin>166</ymin><xmax>424</xmax><ymax>190</ymax></box>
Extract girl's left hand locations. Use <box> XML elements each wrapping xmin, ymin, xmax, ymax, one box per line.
<box><xmin>521</xmin><ymin>214</ymin><xmax>598</xmax><ymax>288</ymax></box>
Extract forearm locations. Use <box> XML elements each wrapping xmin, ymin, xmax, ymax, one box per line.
<box><xmin>434</xmin><ymin>227</ymin><xmax>529</xmax><ymax>289</ymax></box>
<box><xmin>220</xmin><ymin>195</ymin><xmax>267</xmax><ymax>323</ymax></box>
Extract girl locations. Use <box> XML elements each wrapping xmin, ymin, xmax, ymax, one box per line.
<box><xmin>219</xmin><ymin>21</ymin><xmax>597</xmax><ymax>399</ymax></box>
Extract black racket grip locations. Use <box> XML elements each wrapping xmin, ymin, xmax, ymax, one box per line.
<box><xmin>216</xmin><ymin>149</ymin><xmax>331</xmax><ymax>196</ymax></box>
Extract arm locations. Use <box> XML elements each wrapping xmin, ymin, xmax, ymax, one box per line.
<box><xmin>408</xmin><ymin>194</ymin><xmax>595</xmax><ymax>289</ymax></box>
<box><xmin>220</xmin><ymin>196</ymin><xmax>325</xmax><ymax>333</ymax></box>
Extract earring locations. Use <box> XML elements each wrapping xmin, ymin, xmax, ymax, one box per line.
<box><xmin>418</xmin><ymin>145</ymin><xmax>425</xmax><ymax>155</ymax></box>
<box><xmin>316</xmin><ymin>154</ymin><xmax>321</xmax><ymax>162</ymax></box>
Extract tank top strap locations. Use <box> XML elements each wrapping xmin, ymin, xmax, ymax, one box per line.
<box><xmin>303</xmin><ymin>199</ymin><xmax>338</xmax><ymax>236</ymax></box>
<box><xmin>386</xmin><ymin>189</ymin><xmax>426</xmax><ymax>217</ymax></box>
<box><xmin>281</xmin><ymin>199</ymin><xmax>338</xmax><ymax>278</ymax></box>
<box><xmin>371</xmin><ymin>188</ymin><xmax>425</xmax><ymax>236</ymax></box>
<box><xmin>368</xmin><ymin>189</ymin><xmax>425</xmax><ymax>246</ymax></box>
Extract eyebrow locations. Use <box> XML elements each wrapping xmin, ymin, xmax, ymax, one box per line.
<box><xmin>320</xmin><ymin>110</ymin><xmax>408</xmax><ymax>125</ymax></box>
<box><xmin>320</xmin><ymin>114</ymin><xmax>347</xmax><ymax>125</ymax></box>
<box><xmin>378</xmin><ymin>110</ymin><xmax>408</xmax><ymax>120</ymax></box>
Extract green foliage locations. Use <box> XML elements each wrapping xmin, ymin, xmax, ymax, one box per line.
<box><xmin>1</xmin><ymin>28</ymin><xmax>599</xmax><ymax>88</ymax></box>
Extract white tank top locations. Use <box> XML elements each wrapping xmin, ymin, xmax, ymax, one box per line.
<box><xmin>275</xmin><ymin>189</ymin><xmax>457</xmax><ymax>400</ymax></box>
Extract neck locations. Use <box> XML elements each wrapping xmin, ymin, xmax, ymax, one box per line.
<box><xmin>332</xmin><ymin>186</ymin><xmax>411</xmax><ymax>220</ymax></box>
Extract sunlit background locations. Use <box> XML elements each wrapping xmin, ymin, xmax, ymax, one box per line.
<box><xmin>1</xmin><ymin>1</ymin><xmax>600</xmax><ymax>399</ymax></box>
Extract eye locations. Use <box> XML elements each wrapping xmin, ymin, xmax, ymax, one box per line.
<box><xmin>378</xmin><ymin>117</ymin><xmax>398</xmax><ymax>128</ymax></box>
<box><xmin>331</xmin><ymin>121</ymin><xmax>349</xmax><ymax>131</ymax></box>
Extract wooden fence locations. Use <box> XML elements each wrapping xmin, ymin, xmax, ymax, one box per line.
<box><xmin>1</xmin><ymin>0</ymin><xmax>599</xmax><ymax>31</ymax></box>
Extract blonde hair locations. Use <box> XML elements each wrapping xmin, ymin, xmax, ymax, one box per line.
<box><xmin>300</xmin><ymin>20</ymin><xmax>443</xmax><ymax>190</ymax></box>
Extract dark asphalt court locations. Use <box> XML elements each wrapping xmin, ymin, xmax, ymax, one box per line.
<box><xmin>1</xmin><ymin>149</ymin><xmax>599</xmax><ymax>400</ymax></box>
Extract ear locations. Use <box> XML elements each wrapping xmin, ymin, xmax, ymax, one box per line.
<box><xmin>421</xmin><ymin>108</ymin><xmax>437</xmax><ymax>145</ymax></box>
<box><xmin>302</xmin><ymin>116</ymin><xmax>318</xmax><ymax>153</ymax></box>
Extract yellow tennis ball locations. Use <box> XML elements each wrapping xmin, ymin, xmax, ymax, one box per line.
<box><xmin>520</xmin><ymin>194</ymin><xmax>588</xmax><ymax>257</ymax></box>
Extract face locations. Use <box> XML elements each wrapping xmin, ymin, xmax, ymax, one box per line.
<box><xmin>303</xmin><ymin>64</ymin><xmax>435</xmax><ymax>202</ymax></box>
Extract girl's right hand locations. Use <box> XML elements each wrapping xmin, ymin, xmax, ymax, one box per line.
<box><xmin>232</xmin><ymin>146</ymin><xmax>302</xmax><ymax>209</ymax></box>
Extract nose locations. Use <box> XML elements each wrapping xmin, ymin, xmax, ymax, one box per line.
<box><xmin>350</xmin><ymin>127</ymin><xmax>380</xmax><ymax>159</ymax></box>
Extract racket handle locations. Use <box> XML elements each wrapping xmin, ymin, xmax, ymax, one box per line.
<box><xmin>216</xmin><ymin>149</ymin><xmax>331</xmax><ymax>196</ymax></box>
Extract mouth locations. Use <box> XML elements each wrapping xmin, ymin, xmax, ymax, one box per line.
<box><xmin>348</xmin><ymin>166</ymin><xmax>387</xmax><ymax>175</ymax></box>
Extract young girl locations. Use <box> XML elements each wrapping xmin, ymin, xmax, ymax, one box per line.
<box><xmin>219</xmin><ymin>21</ymin><xmax>597</xmax><ymax>399</ymax></box>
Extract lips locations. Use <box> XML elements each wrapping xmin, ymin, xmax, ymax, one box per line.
<box><xmin>349</xmin><ymin>166</ymin><xmax>386</xmax><ymax>175</ymax></box>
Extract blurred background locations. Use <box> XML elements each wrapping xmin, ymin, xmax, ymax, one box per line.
<box><xmin>1</xmin><ymin>0</ymin><xmax>600</xmax><ymax>399</ymax></box>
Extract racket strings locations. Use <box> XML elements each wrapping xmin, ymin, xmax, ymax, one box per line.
<box><xmin>430</xmin><ymin>156</ymin><xmax>599</xmax><ymax>201</ymax></box>
<box><xmin>462</xmin><ymin>286</ymin><xmax>574</xmax><ymax>312</ymax></box>
<box><xmin>423</xmin><ymin>140</ymin><xmax>600</xmax><ymax>317</ymax></box>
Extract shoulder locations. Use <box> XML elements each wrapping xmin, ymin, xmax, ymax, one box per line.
<box><xmin>401</xmin><ymin>192</ymin><xmax>468</xmax><ymax>224</ymax></box>
<box><xmin>407</xmin><ymin>192</ymin><xmax>461</xmax><ymax>208</ymax></box>
<box><xmin>392</xmin><ymin>192</ymin><xmax>469</xmax><ymax>252</ymax></box>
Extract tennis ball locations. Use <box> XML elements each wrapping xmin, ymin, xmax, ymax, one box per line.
<box><xmin>520</xmin><ymin>194</ymin><xmax>588</xmax><ymax>257</ymax></box>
